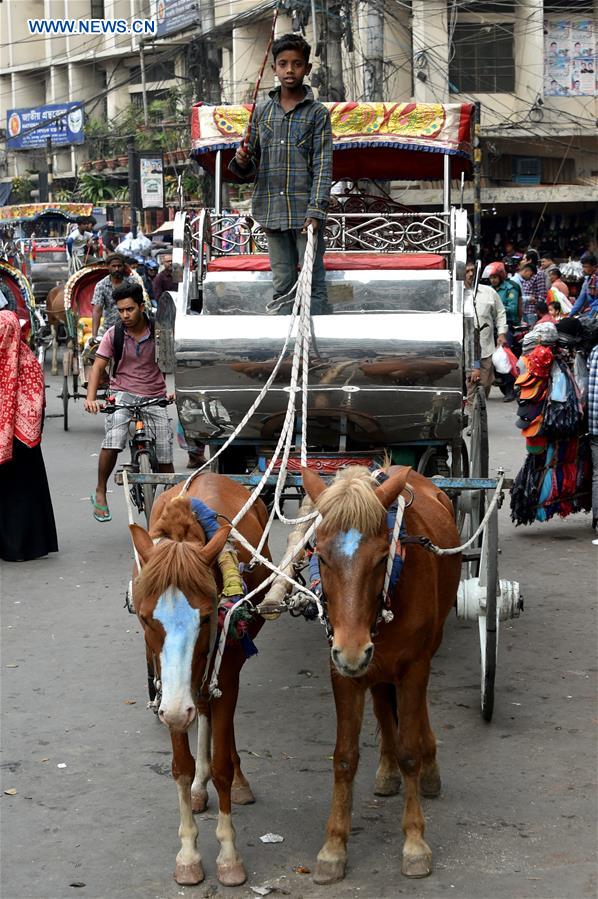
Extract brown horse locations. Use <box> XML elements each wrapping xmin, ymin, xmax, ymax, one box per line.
<box><xmin>45</xmin><ymin>283</ymin><xmax>66</xmax><ymax>376</ymax></box>
<box><xmin>130</xmin><ymin>474</ymin><xmax>268</xmax><ymax>886</ymax></box>
<box><xmin>300</xmin><ymin>464</ymin><xmax>461</xmax><ymax>883</ymax></box>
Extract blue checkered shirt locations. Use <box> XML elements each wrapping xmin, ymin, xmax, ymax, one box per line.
<box><xmin>229</xmin><ymin>86</ymin><xmax>332</xmax><ymax>230</ymax></box>
<box><xmin>589</xmin><ymin>345</ymin><xmax>598</xmax><ymax>436</ymax></box>
<box><xmin>521</xmin><ymin>270</ymin><xmax>547</xmax><ymax>317</ymax></box>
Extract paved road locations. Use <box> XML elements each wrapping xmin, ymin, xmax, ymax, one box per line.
<box><xmin>2</xmin><ymin>369</ymin><xmax>596</xmax><ymax>899</ymax></box>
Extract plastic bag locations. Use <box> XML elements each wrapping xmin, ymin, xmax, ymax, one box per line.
<box><xmin>502</xmin><ymin>345</ymin><xmax>519</xmax><ymax>377</ymax></box>
<box><xmin>492</xmin><ymin>345</ymin><xmax>511</xmax><ymax>374</ymax></box>
<box><xmin>573</xmin><ymin>352</ymin><xmax>589</xmax><ymax>402</ymax></box>
<box><xmin>549</xmin><ymin>361</ymin><xmax>567</xmax><ymax>402</ymax></box>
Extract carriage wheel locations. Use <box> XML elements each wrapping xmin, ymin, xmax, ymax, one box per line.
<box><xmin>139</xmin><ymin>453</ymin><xmax>156</xmax><ymax>529</ymax></box>
<box><xmin>478</xmin><ymin>502</ymin><xmax>498</xmax><ymax>721</ymax></box>
<box><xmin>460</xmin><ymin>385</ymin><xmax>489</xmax><ymax>577</ymax></box>
<box><xmin>62</xmin><ymin>375</ymin><xmax>70</xmax><ymax>431</ymax></box>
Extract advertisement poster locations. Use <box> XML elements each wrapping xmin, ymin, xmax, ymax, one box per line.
<box><xmin>6</xmin><ymin>102</ymin><xmax>85</xmax><ymax>150</ymax></box>
<box><xmin>544</xmin><ymin>18</ymin><xmax>597</xmax><ymax>96</ymax></box>
<box><xmin>139</xmin><ymin>154</ymin><xmax>164</xmax><ymax>209</ymax></box>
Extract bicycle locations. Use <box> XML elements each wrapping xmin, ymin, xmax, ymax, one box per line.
<box><xmin>101</xmin><ymin>396</ymin><xmax>172</xmax><ymax>527</ymax></box>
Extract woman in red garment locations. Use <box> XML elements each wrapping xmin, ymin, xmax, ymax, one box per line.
<box><xmin>0</xmin><ymin>310</ymin><xmax>58</xmax><ymax>561</ymax></box>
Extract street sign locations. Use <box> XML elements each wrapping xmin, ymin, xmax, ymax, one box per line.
<box><xmin>155</xmin><ymin>0</ymin><xmax>199</xmax><ymax>38</ymax></box>
<box><xmin>139</xmin><ymin>153</ymin><xmax>164</xmax><ymax>209</ymax></box>
<box><xmin>6</xmin><ymin>103</ymin><xmax>85</xmax><ymax>150</ymax></box>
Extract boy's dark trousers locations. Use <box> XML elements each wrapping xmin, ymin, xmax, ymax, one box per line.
<box><xmin>266</xmin><ymin>228</ymin><xmax>329</xmax><ymax>314</ymax></box>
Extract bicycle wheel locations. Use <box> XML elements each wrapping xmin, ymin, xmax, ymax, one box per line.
<box><xmin>139</xmin><ymin>453</ymin><xmax>155</xmax><ymax>528</ymax></box>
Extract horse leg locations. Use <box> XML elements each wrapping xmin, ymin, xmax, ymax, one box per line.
<box><xmin>171</xmin><ymin>731</ymin><xmax>204</xmax><ymax>885</ymax></box>
<box><xmin>50</xmin><ymin>323</ymin><xmax>58</xmax><ymax>376</ymax></box>
<box><xmin>314</xmin><ymin>679</ymin><xmax>365</xmax><ymax>885</ymax></box>
<box><xmin>231</xmin><ymin>723</ymin><xmax>255</xmax><ymax>805</ymax></box>
<box><xmin>419</xmin><ymin>698</ymin><xmax>441</xmax><ymax>798</ymax></box>
<box><xmin>211</xmin><ymin>683</ymin><xmax>246</xmax><ymax>886</ymax></box>
<box><xmin>371</xmin><ymin>682</ymin><xmax>402</xmax><ymax>796</ymax></box>
<box><xmin>396</xmin><ymin>662</ymin><xmax>433</xmax><ymax>878</ymax></box>
<box><xmin>191</xmin><ymin>709</ymin><xmax>211</xmax><ymax>813</ymax></box>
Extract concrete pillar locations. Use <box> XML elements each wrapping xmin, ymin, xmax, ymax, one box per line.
<box><xmin>411</xmin><ymin>0</ymin><xmax>448</xmax><ymax>103</ymax></box>
<box><xmin>516</xmin><ymin>0</ymin><xmax>543</xmax><ymax>103</ymax></box>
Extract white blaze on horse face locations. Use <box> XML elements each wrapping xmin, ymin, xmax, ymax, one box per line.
<box><xmin>335</xmin><ymin>529</ymin><xmax>363</xmax><ymax>559</ymax></box>
<box><xmin>154</xmin><ymin>587</ymin><xmax>200</xmax><ymax>729</ymax></box>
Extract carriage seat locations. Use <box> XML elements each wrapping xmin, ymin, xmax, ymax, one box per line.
<box><xmin>207</xmin><ymin>252</ymin><xmax>446</xmax><ymax>272</ymax></box>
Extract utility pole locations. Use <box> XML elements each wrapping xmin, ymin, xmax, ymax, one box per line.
<box><xmin>127</xmin><ymin>135</ymin><xmax>138</xmax><ymax>238</ymax></box>
<box><xmin>139</xmin><ymin>41</ymin><xmax>149</xmax><ymax>127</ymax></box>
<box><xmin>473</xmin><ymin>101</ymin><xmax>482</xmax><ymax>258</ymax></box>
<box><xmin>46</xmin><ymin>138</ymin><xmax>53</xmax><ymax>203</ymax></box>
<box><xmin>326</xmin><ymin>0</ymin><xmax>346</xmax><ymax>102</ymax></box>
<box><xmin>363</xmin><ymin>0</ymin><xmax>384</xmax><ymax>101</ymax></box>
<box><xmin>202</xmin><ymin>0</ymin><xmax>221</xmax><ymax>104</ymax></box>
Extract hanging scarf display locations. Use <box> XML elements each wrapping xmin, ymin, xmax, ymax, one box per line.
<box><xmin>510</xmin><ymin>320</ymin><xmax>593</xmax><ymax>526</ymax></box>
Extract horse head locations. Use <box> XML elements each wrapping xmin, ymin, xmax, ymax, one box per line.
<box><xmin>303</xmin><ymin>466</ymin><xmax>411</xmax><ymax>678</ymax></box>
<box><xmin>130</xmin><ymin>496</ymin><xmax>230</xmax><ymax>732</ymax></box>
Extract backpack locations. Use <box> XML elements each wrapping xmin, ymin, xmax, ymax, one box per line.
<box><xmin>112</xmin><ymin>315</ymin><xmax>155</xmax><ymax>376</ymax></box>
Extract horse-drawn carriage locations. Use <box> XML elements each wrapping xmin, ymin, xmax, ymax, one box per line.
<box><xmin>142</xmin><ymin>100</ymin><xmax>521</xmax><ymax>721</ymax></box>
<box><xmin>120</xmin><ymin>99</ymin><xmax>525</xmax><ymax>889</ymax></box>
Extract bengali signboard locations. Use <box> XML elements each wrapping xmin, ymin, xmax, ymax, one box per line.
<box><xmin>139</xmin><ymin>153</ymin><xmax>164</xmax><ymax>209</ymax></box>
<box><xmin>155</xmin><ymin>0</ymin><xmax>199</xmax><ymax>38</ymax></box>
<box><xmin>544</xmin><ymin>18</ymin><xmax>597</xmax><ymax>96</ymax></box>
<box><xmin>6</xmin><ymin>103</ymin><xmax>85</xmax><ymax>150</ymax></box>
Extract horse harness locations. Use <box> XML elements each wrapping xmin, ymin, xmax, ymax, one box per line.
<box><xmin>304</xmin><ymin>470</ymin><xmax>418</xmax><ymax>643</ymax></box>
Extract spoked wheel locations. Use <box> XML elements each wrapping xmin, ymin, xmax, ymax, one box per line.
<box><xmin>62</xmin><ymin>375</ymin><xmax>70</xmax><ymax>431</ymax></box>
<box><xmin>139</xmin><ymin>453</ymin><xmax>156</xmax><ymax>528</ymax></box>
<box><xmin>478</xmin><ymin>502</ymin><xmax>498</xmax><ymax>721</ymax></box>
<box><xmin>459</xmin><ymin>385</ymin><xmax>489</xmax><ymax>577</ymax></box>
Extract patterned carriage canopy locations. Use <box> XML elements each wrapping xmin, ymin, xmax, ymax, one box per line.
<box><xmin>190</xmin><ymin>101</ymin><xmax>474</xmax><ymax>182</ymax></box>
<box><xmin>0</xmin><ymin>260</ymin><xmax>35</xmax><ymax>318</ymax></box>
<box><xmin>0</xmin><ymin>202</ymin><xmax>93</xmax><ymax>225</ymax></box>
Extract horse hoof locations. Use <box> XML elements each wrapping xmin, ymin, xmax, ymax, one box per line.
<box><xmin>374</xmin><ymin>772</ymin><xmax>402</xmax><ymax>796</ymax></box>
<box><xmin>420</xmin><ymin>770</ymin><xmax>442</xmax><ymax>798</ymax></box>
<box><xmin>231</xmin><ymin>782</ymin><xmax>255</xmax><ymax>805</ymax></box>
<box><xmin>192</xmin><ymin>789</ymin><xmax>208</xmax><ymax>813</ymax></box>
<box><xmin>174</xmin><ymin>861</ymin><xmax>204</xmax><ymax>885</ymax></box>
<box><xmin>313</xmin><ymin>859</ymin><xmax>346</xmax><ymax>884</ymax></box>
<box><xmin>217</xmin><ymin>861</ymin><xmax>247</xmax><ymax>886</ymax></box>
<box><xmin>401</xmin><ymin>853</ymin><xmax>432</xmax><ymax>878</ymax></box>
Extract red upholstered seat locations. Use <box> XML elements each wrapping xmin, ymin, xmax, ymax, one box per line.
<box><xmin>207</xmin><ymin>252</ymin><xmax>446</xmax><ymax>272</ymax></box>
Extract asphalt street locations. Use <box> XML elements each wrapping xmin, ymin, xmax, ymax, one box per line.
<box><xmin>1</xmin><ymin>366</ymin><xmax>596</xmax><ymax>899</ymax></box>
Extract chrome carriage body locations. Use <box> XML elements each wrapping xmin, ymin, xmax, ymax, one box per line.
<box><xmin>170</xmin><ymin>101</ymin><xmax>474</xmax><ymax>471</ymax></box>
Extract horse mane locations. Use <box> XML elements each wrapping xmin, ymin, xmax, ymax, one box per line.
<box><xmin>316</xmin><ymin>466</ymin><xmax>386</xmax><ymax>537</ymax></box>
<box><xmin>137</xmin><ymin>496</ymin><xmax>217</xmax><ymax>604</ymax></box>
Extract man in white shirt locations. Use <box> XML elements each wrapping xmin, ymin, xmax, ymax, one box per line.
<box><xmin>464</xmin><ymin>261</ymin><xmax>508</xmax><ymax>399</ymax></box>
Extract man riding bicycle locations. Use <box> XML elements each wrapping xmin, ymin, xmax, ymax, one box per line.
<box><xmin>84</xmin><ymin>283</ymin><xmax>173</xmax><ymax>522</ymax></box>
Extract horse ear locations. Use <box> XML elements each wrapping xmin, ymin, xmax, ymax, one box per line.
<box><xmin>302</xmin><ymin>466</ymin><xmax>326</xmax><ymax>503</ymax></box>
<box><xmin>199</xmin><ymin>526</ymin><xmax>232</xmax><ymax>567</ymax></box>
<box><xmin>374</xmin><ymin>467</ymin><xmax>412</xmax><ymax>510</ymax></box>
<box><xmin>129</xmin><ymin>523</ymin><xmax>154</xmax><ymax>566</ymax></box>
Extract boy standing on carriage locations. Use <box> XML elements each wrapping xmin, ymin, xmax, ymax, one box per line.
<box><xmin>230</xmin><ymin>33</ymin><xmax>333</xmax><ymax>314</ymax></box>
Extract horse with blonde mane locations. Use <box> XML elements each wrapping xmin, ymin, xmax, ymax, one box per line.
<box><xmin>130</xmin><ymin>473</ymin><xmax>269</xmax><ymax>886</ymax></box>
<box><xmin>300</xmin><ymin>464</ymin><xmax>461</xmax><ymax>883</ymax></box>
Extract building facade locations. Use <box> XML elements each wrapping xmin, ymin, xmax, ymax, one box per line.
<box><xmin>1</xmin><ymin>0</ymin><xmax>596</xmax><ymax>253</ymax></box>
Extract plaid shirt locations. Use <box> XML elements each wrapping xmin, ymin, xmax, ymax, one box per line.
<box><xmin>589</xmin><ymin>345</ymin><xmax>598</xmax><ymax>436</ymax></box>
<box><xmin>91</xmin><ymin>275</ymin><xmax>136</xmax><ymax>330</ymax></box>
<box><xmin>521</xmin><ymin>270</ymin><xmax>547</xmax><ymax>316</ymax></box>
<box><xmin>229</xmin><ymin>86</ymin><xmax>332</xmax><ymax>230</ymax></box>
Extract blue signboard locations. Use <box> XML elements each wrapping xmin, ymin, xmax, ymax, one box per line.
<box><xmin>6</xmin><ymin>103</ymin><xmax>85</xmax><ymax>150</ymax></box>
<box><xmin>155</xmin><ymin>0</ymin><xmax>199</xmax><ymax>38</ymax></box>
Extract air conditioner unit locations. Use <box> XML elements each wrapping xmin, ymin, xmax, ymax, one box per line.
<box><xmin>513</xmin><ymin>156</ymin><xmax>541</xmax><ymax>185</ymax></box>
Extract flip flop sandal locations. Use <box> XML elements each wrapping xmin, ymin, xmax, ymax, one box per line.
<box><xmin>90</xmin><ymin>495</ymin><xmax>112</xmax><ymax>522</ymax></box>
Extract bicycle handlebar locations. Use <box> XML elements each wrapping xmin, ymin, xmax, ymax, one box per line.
<box><xmin>100</xmin><ymin>397</ymin><xmax>172</xmax><ymax>413</ymax></box>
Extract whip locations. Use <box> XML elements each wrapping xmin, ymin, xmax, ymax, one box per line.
<box><xmin>242</xmin><ymin>1</ymin><xmax>281</xmax><ymax>151</ymax></box>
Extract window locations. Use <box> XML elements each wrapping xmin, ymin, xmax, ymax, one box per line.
<box><xmin>90</xmin><ymin>0</ymin><xmax>105</xmax><ymax>17</ymax></box>
<box><xmin>129</xmin><ymin>60</ymin><xmax>176</xmax><ymax>85</ymax></box>
<box><xmin>449</xmin><ymin>23</ymin><xmax>515</xmax><ymax>93</ymax></box>
<box><xmin>513</xmin><ymin>157</ymin><xmax>541</xmax><ymax>185</ymax></box>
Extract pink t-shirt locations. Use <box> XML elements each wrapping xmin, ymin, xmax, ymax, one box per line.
<box><xmin>97</xmin><ymin>326</ymin><xmax>166</xmax><ymax>397</ymax></box>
